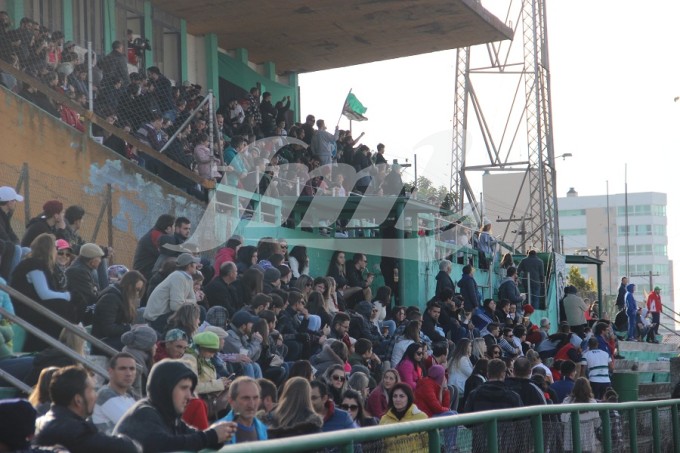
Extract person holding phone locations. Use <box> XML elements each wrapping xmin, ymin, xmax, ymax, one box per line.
<box><xmin>217</xmin><ymin>377</ymin><xmax>268</xmax><ymax>444</ymax></box>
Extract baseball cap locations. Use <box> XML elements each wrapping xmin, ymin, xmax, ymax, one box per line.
<box><xmin>176</xmin><ymin>253</ymin><xmax>200</xmax><ymax>267</ymax></box>
<box><xmin>231</xmin><ymin>310</ymin><xmax>260</xmax><ymax>327</ymax></box>
<box><xmin>55</xmin><ymin>239</ymin><xmax>72</xmax><ymax>251</ymax></box>
<box><xmin>0</xmin><ymin>186</ymin><xmax>24</xmax><ymax>202</ymax></box>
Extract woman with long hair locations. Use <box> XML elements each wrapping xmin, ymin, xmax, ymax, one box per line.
<box><xmin>306</xmin><ymin>290</ymin><xmax>332</xmax><ymax>329</ymax></box>
<box><xmin>327</xmin><ymin>251</ymin><xmax>348</xmax><ymax>289</ymax></box>
<box><xmin>92</xmin><ymin>270</ymin><xmax>146</xmax><ymax>349</ymax></box>
<box><xmin>293</xmin><ymin>274</ymin><xmax>314</xmax><ymax>299</ymax></box>
<box><xmin>367</xmin><ymin>368</ymin><xmax>400</xmax><ymax>418</ymax></box>
<box><xmin>372</xmin><ymin>286</ymin><xmax>396</xmax><ymax>337</ymax></box>
<box><xmin>471</xmin><ymin>337</ymin><xmax>487</xmax><ymax>365</ymax></box>
<box><xmin>448</xmin><ymin>338</ymin><xmax>473</xmax><ymax>394</ymax></box>
<box><xmin>391</xmin><ymin>320</ymin><xmax>422</xmax><ymax>365</ymax></box>
<box><xmin>25</xmin><ymin>325</ymin><xmax>87</xmax><ymax>387</ymax></box>
<box><xmin>324</xmin><ymin>276</ymin><xmax>340</xmax><ymax>314</ymax></box>
<box><xmin>396</xmin><ymin>342</ymin><xmax>425</xmax><ymax>390</ymax></box>
<box><xmin>253</xmin><ymin>317</ymin><xmax>287</xmax><ymax>386</ymax></box>
<box><xmin>288</xmin><ymin>359</ymin><xmax>314</xmax><ymax>381</ymax></box>
<box><xmin>561</xmin><ymin>377</ymin><xmax>601</xmax><ymax>452</ymax></box>
<box><xmin>288</xmin><ymin>246</ymin><xmax>309</xmax><ymax>279</ymax></box>
<box><xmin>322</xmin><ymin>363</ymin><xmax>348</xmax><ymax>405</ymax></box>
<box><xmin>341</xmin><ymin>388</ymin><xmax>377</xmax><ymax>427</ymax></box>
<box><xmin>460</xmin><ymin>358</ymin><xmax>488</xmax><ymax>413</ymax></box>
<box><xmin>268</xmin><ymin>377</ymin><xmax>323</xmax><ymax>438</ymax></box>
<box><xmin>379</xmin><ymin>383</ymin><xmax>429</xmax><ymax>453</ymax></box>
<box><xmin>28</xmin><ymin>366</ymin><xmax>59</xmax><ymax>416</ymax></box>
<box><xmin>231</xmin><ymin>267</ymin><xmax>263</xmax><ymax>311</ymax></box>
<box><xmin>165</xmin><ymin>303</ymin><xmax>201</xmax><ymax>340</ymax></box>
<box><xmin>11</xmin><ymin>233</ymin><xmax>74</xmax><ymax>351</ymax></box>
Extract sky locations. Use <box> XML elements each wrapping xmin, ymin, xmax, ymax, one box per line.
<box><xmin>299</xmin><ymin>0</ymin><xmax>680</xmax><ymax>303</ymax></box>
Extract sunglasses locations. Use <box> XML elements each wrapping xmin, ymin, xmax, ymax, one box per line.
<box><xmin>331</xmin><ymin>375</ymin><xmax>346</xmax><ymax>382</ymax></box>
<box><xmin>57</xmin><ymin>251</ymin><xmax>71</xmax><ymax>256</ymax></box>
<box><xmin>341</xmin><ymin>404</ymin><xmax>359</xmax><ymax>411</ymax></box>
<box><xmin>415</xmin><ymin>351</ymin><xmax>423</xmax><ymax>356</ymax></box>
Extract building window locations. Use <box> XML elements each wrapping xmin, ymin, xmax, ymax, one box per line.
<box><xmin>618</xmin><ymin>225</ymin><xmax>652</xmax><ymax>236</ymax></box>
<box><xmin>561</xmin><ymin>228</ymin><xmax>587</xmax><ymax>236</ymax></box>
<box><xmin>559</xmin><ymin>209</ymin><xmax>586</xmax><ymax>217</ymax></box>
<box><xmin>616</xmin><ymin>204</ymin><xmax>666</xmax><ymax>217</ymax></box>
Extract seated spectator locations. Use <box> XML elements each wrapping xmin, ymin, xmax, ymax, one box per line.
<box><xmin>92</xmin><ymin>352</ymin><xmax>139</xmax><ymax>434</ymax></box>
<box><xmin>367</xmin><ymin>368</ymin><xmax>399</xmax><ymax>418</ymax></box>
<box><xmin>21</xmin><ymin>200</ymin><xmax>65</xmax><ymax>247</ymax></box>
<box><xmin>28</xmin><ymin>366</ymin><xmax>59</xmax><ymax>417</ymax></box>
<box><xmin>379</xmin><ymin>383</ymin><xmax>428</xmax><ymax>452</ymax></box>
<box><xmin>224</xmin><ymin>311</ymin><xmax>264</xmax><ymax>378</ymax></box>
<box><xmin>288</xmin><ymin>245</ymin><xmax>309</xmax><ymax>279</ymax></box>
<box><xmin>391</xmin><ymin>320</ymin><xmax>423</xmax><ymax>366</ymax></box>
<box><xmin>396</xmin><ymin>342</ymin><xmax>425</xmax><ymax>390</ymax></box>
<box><xmin>460</xmin><ymin>358</ymin><xmax>488</xmax><ymax>412</ymax></box>
<box><xmin>346</xmin><ymin>253</ymin><xmax>373</xmax><ymax>304</ymax></box>
<box><xmin>121</xmin><ymin>325</ymin><xmax>157</xmax><ymax>397</ymax></box>
<box><xmin>268</xmin><ymin>377</ymin><xmax>323</xmax><ymax>438</ymax></box>
<box><xmin>92</xmin><ymin>270</ymin><xmax>146</xmax><ymax>350</ymax></box>
<box><xmin>213</xmin><ymin>236</ymin><xmax>243</xmax><ymax>279</ymax></box>
<box><xmin>132</xmin><ymin>214</ymin><xmax>175</xmax><ymax>281</ymax></box>
<box><xmin>65</xmin><ymin>243</ymin><xmax>105</xmax><ymax>324</ymax></box>
<box><xmin>415</xmin><ymin>364</ymin><xmax>452</xmax><ymax>418</ymax></box>
<box><xmin>0</xmin><ymin>398</ymin><xmax>45</xmax><ymax>452</ymax></box>
<box><xmin>11</xmin><ymin>233</ymin><xmax>73</xmax><ymax>352</ymax></box>
<box><xmin>216</xmin><ymin>376</ymin><xmax>268</xmax><ymax>443</ymax></box>
<box><xmin>310</xmin><ymin>380</ymin><xmax>356</xmax><ymax>432</ymax></box>
<box><xmin>153</xmin><ymin>328</ymin><xmax>189</xmax><ymax>362</ymax></box>
<box><xmin>560</xmin><ymin>377</ymin><xmax>601</xmax><ymax>452</ymax></box>
<box><xmin>114</xmin><ymin>359</ymin><xmax>236</xmax><ymax>451</ymax></box>
<box><xmin>165</xmin><ymin>303</ymin><xmax>201</xmax><ymax>341</ymax></box>
<box><xmin>504</xmin><ymin>356</ymin><xmax>547</xmax><ymax>406</ymax></box>
<box><xmin>144</xmin><ymin>253</ymin><xmax>199</xmax><ymax>332</ymax></box>
<box><xmin>34</xmin><ymin>366</ymin><xmax>140</xmax><ymax>452</ymax></box>
<box><xmin>341</xmin><ymin>388</ymin><xmax>377</xmax><ymax>427</ymax></box>
<box><xmin>25</xmin><ymin>325</ymin><xmax>86</xmax><ymax>387</ymax></box>
<box><xmin>231</xmin><ymin>266</ymin><xmax>263</xmax><ymax>309</ymax></box>
<box><xmin>448</xmin><ymin>338</ymin><xmax>473</xmax><ymax>394</ymax></box>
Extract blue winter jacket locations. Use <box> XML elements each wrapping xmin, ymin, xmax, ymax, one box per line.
<box><xmin>625</xmin><ymin>284</ymin><xmax>637</xmax><ymax>313</ymax></box>
<box><xmin>217</xmin><ymin>410</ymin><xmax>268</xmax><ymax>443</ymax></box>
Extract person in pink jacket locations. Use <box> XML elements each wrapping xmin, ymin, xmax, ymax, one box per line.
<box><xmin>395</xmin><ymin>343</ymin><xmax>424</xmax><ymax>390</ymax></box>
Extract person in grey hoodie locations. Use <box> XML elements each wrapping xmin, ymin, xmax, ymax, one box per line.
<box><xmin>311</xmin><ymin>119</ymin><xmax>339</xmax><ymax>166</ymax></box>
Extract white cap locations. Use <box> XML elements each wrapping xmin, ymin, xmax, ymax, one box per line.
<box><xmin>0</xmin><ymin>186</ymin><xmax>23</xmax><ymax>202</ymax></box>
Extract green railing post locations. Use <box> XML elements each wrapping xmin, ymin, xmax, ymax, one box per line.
<box><xmin>531</xmin><ymin>414</ymin><xmax>544</xmax><ymax>453</ymax></box>
<box><xmin>571</xmin><ymin>412</ymin><xmax>582</xmax><ymax>453</ymax></box>
<box><xmin>599</xmin><ymin>409</ymin><xmax>612</xmax><ymax>453</ymax></box>
<box><xmin>652</xmin><ymin>407</ymin><xmax>661</xmax><ymax>453</ymax></box>
<box><xmin>427</xmin><ymin>429</ymin><xmax>441</xmax><ymax>452</ymax></box>
<box><xmin>672</xmin><ymin>404</ymin><xmax>680</xmax><ymax>451</ymax></box>
<box><xmin>628</xmin><ymin>408</ymin><xmax>638</xmax><ymax>452</ymax></box>
<box><xmin>486</xmin><ymin>419</ymin><xmax>498</xmax><ymax>453</ymax></box>
<box><xmin>339</xmin><ymin>442</ymin><xmax>353</xmax><ymax>453</ymax></box>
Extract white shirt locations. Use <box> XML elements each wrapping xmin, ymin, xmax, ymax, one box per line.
<box><xmin>580</xmin><ymin>349</ymin><xmax>612</xmax><ymax>383</ymax></box>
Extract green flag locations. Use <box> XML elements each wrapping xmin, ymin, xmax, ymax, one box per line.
<box><xmin>342</xmin><ymin>93</ymin><xmax>368</xmax><ymax>121</ymax></box>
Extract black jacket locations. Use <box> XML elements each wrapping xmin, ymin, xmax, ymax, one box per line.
<box><xmin>464</xmin><ymin>381</ymin><xmax>522</xmax><ymax>413</ymax></box>
<box><xmin>435</xmin><ymin>270</ymin><xmax>455</xmax><ymax>298</ymax></box>
<box><xmin>35</xmin><ymin>405</ymin><xmax>139</xmax><ymax>453</ymax></box>
<box><xmin>65</xmin><ymin>258</ymin><xmax>100</xmax><ymax>324</ymax></box>
<box><xmin>21</xmin><ymin>216</ymin><xmax>65</xmax><ymax>248</ymax></box>
<box><xmin>204</xmin><ymin>277</ymin><xmax>238</xmax><ymax>315</ymax></box>
<box><xmin>504</xmin><ymin>377</ymin><xmax>547</xmax><ymax>406</ymax></box>
<box><xmin>132</xmin><ymin>228</ymin><xmax>161</xmax><ymax>281</ymax></box>
<box><xmin>114</xmin><ymin>360</ymin><xmax>221</xmax><ymax>452</ymax></box>
<box><xmin>0</xmin><ymin>208</ymin><xmax>19</xmax><ymax>244</ymax></box>
<box><xmin>92</xmin><ymin>283</ymin><xmax>132</xmax><ymax>346</ymax></box>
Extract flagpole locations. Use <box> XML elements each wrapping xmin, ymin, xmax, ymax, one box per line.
<box><xmin>337</xmin><ymin>88</ymin><xmax>352</xmax><ymax>128</ymax></box>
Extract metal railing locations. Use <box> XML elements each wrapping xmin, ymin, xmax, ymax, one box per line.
<box><xmin>205</xmin><ymin>399</ymin><xmax>680</xmax><ymax>453</ymax></box>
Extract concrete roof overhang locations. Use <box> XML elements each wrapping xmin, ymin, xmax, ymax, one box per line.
<box><xmin>151</xmin><ymin>0</ymin><xmax>512</xmax><ymax>74</ymax></box>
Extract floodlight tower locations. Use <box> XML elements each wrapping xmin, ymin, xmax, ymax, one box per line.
<box><xmin>450</xmin><ymin>0</ymin><xmax>559</xmax><ymax>253</ymax></box>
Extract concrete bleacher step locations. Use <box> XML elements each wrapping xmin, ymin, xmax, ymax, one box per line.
<box><xmin>617</xmin><ymin>341</ymin><xmax>679</xmax><ymax>354</ymax></box>
<box><xmin>638</xmin><ymin>382</ymin><xmax>671</xmax><ymax>400</ymax></box>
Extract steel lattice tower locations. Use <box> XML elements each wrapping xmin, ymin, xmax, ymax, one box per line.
<box><xmin>450</xmin><ymin>0</ymin><xmax>559</xmax><ymax>253</ymax></box>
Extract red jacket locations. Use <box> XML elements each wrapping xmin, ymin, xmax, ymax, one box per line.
<box><xmin>647</xmin><ymin>292</ymin><xmax>662</xmax><ymax>313</ymax></box>
<box><xmin>414</xmin><ymin>377</ymin><xmax>450</xmax><ymax>417</ymax></box>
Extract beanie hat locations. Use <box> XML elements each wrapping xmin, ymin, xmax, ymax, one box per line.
<box><xmin>121</xmin><ymin>325</ymin><xmax>157</xmax><ymax>351</ymax></box>
<box><xmin>264</xmin><ymin>267</ymin><xmax>281</xmax><ymax>284</ymax></box>
<box><xmin>79</xmin><ymin>243</ymin><xmax>104</xmax><ymax>259</ymax></box>
<box><xmin>355</xmin><ymin>300</ymin><xmax>373</xmax><ymax>318</ymax></box>
<box><xmin>428</xmin><ymin>364</ymin><xmax>446</xmax><ymax>383</ymax></box>
<box><xmin>42</xmin><ymin>200</ymin><xmax>63</xmax><ymax>217</ymax></box>
<box><xmin>206</xmin><ymin>306</ymin><xmax>229</xmax><ymax>329</ymax></box>
<box><xmin>164</xmin><ymin>328</ymin><xmax>188</xmax><ymax>342</ymax></box>
<box><xmin>204</xmin><ymin>325</ymin><xmax>228</xmax><ymax>339</ymax></box>
<box><xmin>107</xmin><ymin>264</ymin><xmax>129</xmax><ymax>283</ymax></box>
<box><xmin>0</xmin><ymin>399</ymin><xmax>36</xmax><ymax>450</ymax></box>
<box><xmin>523</xmin><ymin>304</ymin><xmax>535</xmax><ymax>315</ymax></box>
<box><xmin>193</xmin><ymin>331</ymin><xmax>220</xmax><ymax>350</ymax></box>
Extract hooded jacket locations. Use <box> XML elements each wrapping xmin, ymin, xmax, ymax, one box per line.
<box><xmin>114</xmin><ymin>360</ymin><xmax>222</xmax><ymax>452</ymax></box>
<box><xmin>414</xmin><ymin>376</ymin><xmax>451</xmax><ymax>417</ymax></box>
<box><xmin>21</xmin><ymin>215</ymin><xmax>65</xmax><ymax>248</ymax></box>
<box><xmin>463</xmin><ymin>380</ymin><xmax>522</xmax><ymax>413</ymax></box>
<box><xmin>625</xmin><ymin>284</ymin><xmax>637</xmax><ymax>313</ymax></box>
<box><xmin>310</xmin><ymin>343</ymin><xmax>346</xmax><ymax>376</ymax></box>
<box><xmin>497</xmin><ymin>276</ymin><xmax>523</xmax><ymax>305</ymax></box>
<box><xmin>434</xmin><ymin>270</ymin><xmax>455</xmax><ymax>298</ymax></box>
<box><xmin>457</xmin><ymin>273</ymin><xmax>479</xmax><ymax>311</ymax></box>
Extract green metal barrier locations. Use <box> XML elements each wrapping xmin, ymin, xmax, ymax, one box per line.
<box><xmin>201</xmin><ymin>399</ymin><xmax>680</xmax><ymax>453</ymax></box>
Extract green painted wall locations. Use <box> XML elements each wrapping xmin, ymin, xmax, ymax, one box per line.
<box><xmin>217</xmin><ymin>52</ymin><xmax>297</xmax><ymax>117</ymax></box>
<box><xmin>205</xmin><ymin>33</ymin><xmax>219</xmax><ymax>102</ymax></box>
<box><xmin>62</xmin><ymin>0</ymin><xmax>73</xmax><ymax>41</ymax></box>
<box><xmin>6</xmin><ymin>0</ymin><xmax>23</xmax><ymax>26</ymax></box>
<box><xmin>143</xmin><ymin>1</ymin><xmax>153</xmax><ymax>69</ymax></box>
<box><xmin>180</xmin><ymin>19</ymin><xmax>188</xmax><ymax>83</ymax></box>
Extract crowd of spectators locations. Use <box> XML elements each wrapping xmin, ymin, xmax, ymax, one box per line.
<box><xmin>0</xmin><ymin>182</ymin><xmax>638</xmax><ymax>451</ymax></box>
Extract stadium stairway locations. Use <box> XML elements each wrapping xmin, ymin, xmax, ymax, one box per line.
<box><xmin>613</xmin><ymin>339</ymin><xmax>678</xmax><ymax>401</ymax></box>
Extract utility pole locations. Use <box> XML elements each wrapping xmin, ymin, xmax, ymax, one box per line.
<box><xmin>574</xmin><ymin>246</ymin><xmax>607</xmax><ymax>260</ymax></box>
<box><xmin>630</xmin><ymin>270</ymin><xmax>659</xmax><ymax>293</ymax></box>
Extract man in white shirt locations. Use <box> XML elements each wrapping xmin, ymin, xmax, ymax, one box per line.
<box><xmin>92</xmin><ymin>352</ymin><xmax>138</xmax><ymax>434</ymax></box>
<box><xmin>580</xmin><ymin>337</ymin><xmax>613</xmax><ymax>399</ymax></box>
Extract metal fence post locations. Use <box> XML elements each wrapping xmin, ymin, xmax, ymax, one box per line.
<box><xmin>16</xmin><ymin>163</ymin><xmax>30</xmax><ymax>221</ymax></box>
<box><xmin>106</xmin><ymin>183</ymin><xmax>113</xmax><ymax>251</ymax></box>
<box><xmin>672</xmin><ymin>404</ymin><xmax>680</xmax><ymax>452</ymax></box>
<box><xmin>652</xmin><ymin>407</ymin><xmax>661</xmax><ymax>453</ymax></box>
<box><xmin>427</xmin><ymin>429</ymin><xmax>441</xmax><ymax>453</ymax></box>
<box><xmin>531</xmin><ymin>414</ymin><xmax>544</xmax><ymax>453</ymax></box>
<box><xmin>571</xmin><ymin>412</ymin><xmax>582</xmax><ymax>453</ymax></box>
<box><xmin>486</xmin><ymin>419</ymin><xmax>498</xmax><ymax>453</ymax></box>
<box><xmin>90</xmin><ymin>183</ymin><xmax>110</xmax><ymax>243</ymax></box>
<box><xmin>599</xmin><ymin>409</ymin><xmax>612</xmax><ymax>453</ymax></box>
<box><xmin>628</xmin><ymin>408</ymin><xmax>638</xmax><ymax>452</ymax></box>
<box><xmin>339</xmin><ymin>442</ymin><xmax>353</xmax><ymax>453</ymax></box>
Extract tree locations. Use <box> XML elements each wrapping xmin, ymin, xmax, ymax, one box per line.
<box><xmin>567</xmin><ymin>266</ymin><xmax>596</xmax><ymax>292</ymax></box>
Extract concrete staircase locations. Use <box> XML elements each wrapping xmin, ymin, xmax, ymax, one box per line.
<box><xmin>614</xmin><ymin>340</ymin><xmax>678</xmax><ymax>400</ymax></box>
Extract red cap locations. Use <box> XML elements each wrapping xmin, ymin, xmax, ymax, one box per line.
<box><xmin>523</xmin><ymin>304</ymin><xmax>535</xmax><ymax>314</ymax></box>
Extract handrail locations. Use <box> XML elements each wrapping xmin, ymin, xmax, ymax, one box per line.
<box><xmin>0</xmin><ymin>367</ymin><xmax>33</xmax><ymax>394</ymax></box>
<box><xmin>0</xmin><ymin>58</ymin><xmax>214</xmax><ymax>190</ymax></box>
<box><xmin>0</xmin><ymin>284</ymin><xmax>119</xmax><ymax>357</ymax></box>
<box><xmin>0</xmin><ymin>306</ymin><xmax>109</xmax><ymax>380</ymax></box>
<box><xmin>209</xmin><ymin>399</ymin><xmax>680</xmax><ymax>453</ymax></box>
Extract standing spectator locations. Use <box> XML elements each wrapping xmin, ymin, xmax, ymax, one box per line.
<box><xmin>133</xmin><ymin>214</ymin><xmax>175</xmax><ymax>281</ymax></box>
<box><xmin>114</xmin><ymin>359</ymin><xmax>236</xmax><ymax>451</ymax></box>
<box><xmin>11</xmin><ymin>233</ymin><xmax>74</xmax><ymax>352</ymax></box>
<box><xmin>625</xmin><ymin>283</ymin><xmax>638</xmax><ymax>341</ymax></box>
<box><xmin>245</xmin><ymin>87</ymin><xmax>262</xmax><ymax>136</ymax></box>
<box><xmin>476</xmin><ymin>221</ymin><xmax>496</xmax><ymax>270</ymax></box>
<box><xmin>457</xmin><ymin>265</ymin><xmax>479</xmax><ymax>311</ymax></box>
<box><xmin>497</xmin><ymin>267</ymin><xmax>525</xmax><ymax>308</ymax></box>
<box><xmin>562</xmin><ymin>285</ymin><xmax>588</xmax><ymax>338</ymax></box>
<box><xmin>92</xmin><ymin>352</ymin><xmax>139</xmax><ymax>434</ymax></box>
<box><xmin>435</xmin><ymin>259</ymin><xmax>456</xmax><ymax>298</ymax></box>
<box><xmin>268</xmin><ymin>377</ymin><xmax>323</xmax><ymax>438</ymax></box>
<box><xmin>101</xmin><ymin>40</ymin><xmax>129</xmax><ymax>87</ymax></box>
<box><xmin>580</xmin><ymin>337</ymin><xmax>612</xmax><ymax>399</ymax></box>
<box><xmin>517</xmin><ymin>250</ymin><xmax>545</xmax><ymax>309</ymax></box>
<box><xmin>379</xmin><ymin>383</ymin><xmax>428</xmax><ymax>453</ymax></box>
<box><xmin>615</xmin><ymin>276</ymin><xmax>628</xmax><ymax>310</ymax></box>
<box><xmin>0</xmin><ymin>186</ymin><xmax>24</xmax><ymax>277</ymax></box>
<box><xmin>311</xmin><ymin>119</ymin><xmax>339</xmax><ymax>166</ymax></box>
<box><xmin>34</xmin><ymin>366</ymin><xmax>140</xmax><ymax>452</ymax></box>
<box><xmin>21</xmin><ymin>200</ymin><xmax>65</xmax><ymax>247</ymax></box>
<box><xmin>560</xmin><ymin>377</ymin><xmax>600</xmax><ymax>452</ymax></box>
<box><xmin>147</xmin><ymin>66</ymin><xmax>174</xmax><ymax>120</ymax></box>
<box><xmin>646</xmin><ymin>286</ymin><xmax>662</xmax><ymax>343</ymax></box>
